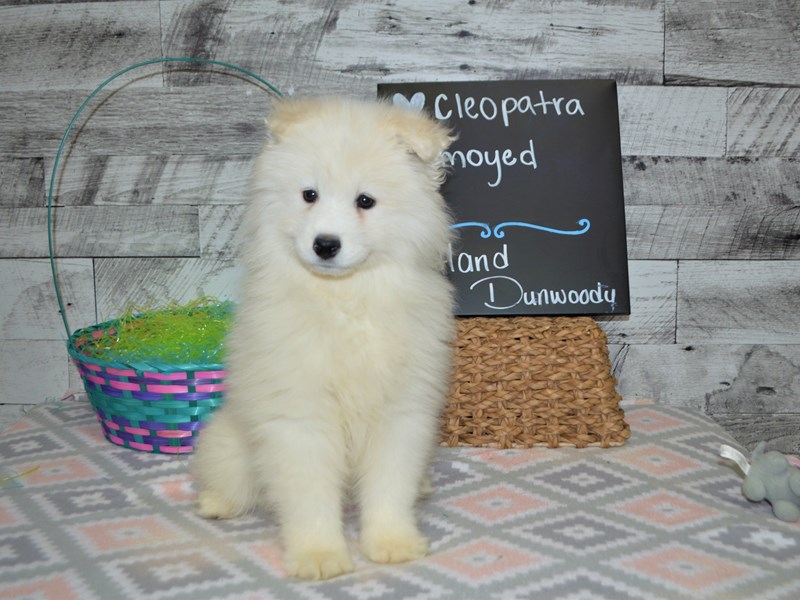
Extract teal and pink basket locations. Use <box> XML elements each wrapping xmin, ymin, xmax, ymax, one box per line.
<box><xmin>49</xmin><ymin>58</ymin><xmax>281</xmax><ymax>453</ymax></box>
<box><xmin>67</xmin><ymin>320</ymin><xmax>229</xmax><ymax>454</ymax></box>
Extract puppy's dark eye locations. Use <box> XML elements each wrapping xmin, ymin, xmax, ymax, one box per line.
<box><xmin>302</xmin><ymin>189</ymin><xmax>318</xmax><ymax>203</ymax></box>
<box><xmin>356</xmin><ymin>194</ymin><xmax>376</xmax><ymax>210</ymax></box>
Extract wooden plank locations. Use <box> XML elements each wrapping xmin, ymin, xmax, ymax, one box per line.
<box><xmin>161</xmin><ymin>0</ymin><xmax>664</xmax><ymax>89</ymax></box>
<box><xmin>626</xmin><ymin>205</ymin><xmax>800</xmax><ymax>260</ymax></box>
<box><xmin>704</xmin><ymin>345</ymin><xmax>800</xmax><ymax>415</ymax></box>
<box><xmin>94</xmin><ymin>257</ymin><xmax>240</xmax><ymax>319</ymax></box>
<box><xmin>622</xmin><ymin>157</ymin><xmax>800</xmax><ymax>206</ymax></box>
<box><xmin>0</xmin><ymin>1</ymin><xmax>135</xmax><ymax>6</ymax></box>
<box><xmin>713</xmin><ymin>415</ymin><xmax>800</xmax><ymax>454</ymax></box>
<box><xmin>0</xmin><ymin>90</ymin><xmax>79</xmax><ymax>158</ymax></box>
<box><xmin>617</xmin><ymin>86</ymin><xmax>728</xmax><ymax>157</ymax></box>
<box><xmin>665</xmin><ymin>0</ymin><xmax>800</xmax><ymax>86</ymax></box>
<box><xmin>2</xmin><ymin>86</ymin><xmax>731</xmax><ymax>164</ymax></box>
<box><xmin>611</xmin><ymin>342</ymin><xmax>800</xmax><ymax>452</ymax></box>
<box><xmin>0</xmin><ymin>158</ymin><xmax>44</xmax><ymax>207</ymax></box>
<box><xmin>45</xmin><ymin>154</ymin><xmax>254</xmax><ymax>206</ymax></box>
<box><xmin>67</xmin><ymin>356</ymin><xmax>84</xmax><ymax>395</ymax></box>
<box><xmin>0</xmin><ymin>86</ymin><xmax>274</xmax><ymax>158</ymax></box>
<box><xmin>0</xmin><ymin>1</ymin><xmax>162</xmax><ymax>91</ymax></box>
<box><xmin>611</xmin><ymin>343</ymin><xmax>800</xmax><ymax>413</ymax></box>
<box><xmin>597</xmin><ymin>260</ymin><xmax>677</xmax><ymax>345</ymax></box>
<box><xmin>727</xmin><ymin>88</ymin><xmax>800</xmax><ymax>158</ymax></box>
<box><xmin>624</xmin><ymin>156</ymin><xmax>800</xmax><ymax>255</ymax></box>
<box><xmin>200</xmin><ymin>205</ymin><xmax>245</xmax><ymax>258</ymax></box>
<box><xmin>677</xmin><ymin>261</ymin><xmax>800</xmax><ymax>344</ymax></box>
<box><xmin>0</xmin><ymin>206</ymin><xmax>198</xmax><ymax>258</ymax></box>
<box><xmin>0</xmin><ymin>258</ymin><xmax>95</xmax><ymax>340</ymax></box>
<box><xmin>0</xmin><ymin>340</ymin><xmax>70</xmax><ymax>405</ymax></box>
<box><xmin>316</xmin><ymin>0</ymin><xmax>665</xmax><ymax>85</ymax></box>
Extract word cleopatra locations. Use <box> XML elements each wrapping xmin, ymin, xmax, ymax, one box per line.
<box><xmin>434</xmin><ymin>91</ymin><xmax>586</xmax><ymax>127</ymax></box>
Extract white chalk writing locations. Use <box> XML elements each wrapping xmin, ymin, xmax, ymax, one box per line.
<box><xmin>447</xmin><ymin>243</ymin><xmax>509</xmax><ymax>274</ymax></box>
<box><xmin>442</xmin><ymin>140</ymin><xmax>537</xmax><ymax>187</ymax></box>
<box><xmin>434</xmin><ymin>90</ymin><xmax>585</xmax><ymax>127</ymax></box>
<box><xmin>468</xmin><ymin>276</ymin><xmax>617</xmax><ymax>311</ymax></box>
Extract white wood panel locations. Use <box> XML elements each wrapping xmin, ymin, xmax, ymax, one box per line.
<box><xmin>317</xmin><ymin>0</ymin><xmax>665</xmax><ymax>84</ymax></box>
<box><xmin>0</xmin><ymin>206</ymin><xmax>199</xmax><ymax>258</ymax></box>
<box><xmin>612</xmin><ymin>341</ymin><xmax>800</xmax><ymax>452</ymax></box>
<box><xmin>598</xmin><ymin>260</ymin><xmax>677</xmax><ymax>345</ymax></box>
<box><xmin>626</xmin><ymin>205</ymin><xmax>800</xmax><ymax>260</ymax></box>
<box><xmin>703</xmin><ymin>345</ymin><xmax>800</xmax><ymax>415</ymax></box>
<box><xmin>0</xmin><ymin>158</ymin><xmax>44</xmax><ymax>207</ymax></box>
<box><xmin>0</xmin><ymin>258</ymin><xmax>95</xmax><ymax>340</ymax></box>
<box><xmin>727</xmin><ymin>88</ymin><xmax>800</xmax><ymax>158</ymax></box>
<box><xmin>67</xmin><ymin>355</ymin><xmax>84</xmax><ymax>394</ymax></box>
<box><xmin>622</xmin><ymin>156</ymin><xmax>800</xmax><ymax>207</ymax></box>
<box><xmin>713</xmin><ymin>414</ymin><xmax>800</xmax><ymax>454</ymax></box>
<box><xmin>0</xmin><ymin>85</ymin><xmax>274</xmax><ymax>158</ymax></box>
<box><xmin>200</xmin><ymin>204</ymin><xmax>245</xmax><ymax>258</ymax></box>
<box><xmin>2</xmin><ymin>86</ymin><xmax>732</xmax><ymax>163</ymax></box>
<box><xmin>0</xmin><ymin>90</ymin><xmax>80</xmax><ymax>158</ymax></box>
<box><xmin>94</xmin><ymin>257</ymin><xmax>240</xmax><ymax>320</ymax></box>
<box><xmin>677</xmin><ymin>261</ymin><xmax>800</xmax><ymax>344</ymax></box>
<box><xmin>0</xmin><ymin>1</ymin><xmax>162</xmax><ymax>91</ymax></box>
<box><xmin>0</xmin><ymin>340</ymin><xmax>70</xmax><ymax>405</ymax></box>
<box><xmin>161</xmin><ymin>0</ymin><xmax>665</xmax><ymax>89</ymax></box>
<box><xmin>612</xmin><ymin>343</ymin><xmax>800</xmax><ymax>413</ymax></box>
<box><xmin>65</xmin><ymin>85</ymin><xmax>273</xmax><ymax>156</ymax></box>
<box><xmin>45</xmin><ymin>154</ymin><xmax>255</xmax><ymax>206</ymax></box>
<box><xmin>617</xmin><ymin>86</ymin><xmax>727</xmax><ymax>157</ymax></box>
<box><xmin>665</xmin><ymin>0</ymin><xmax>800</xmax><ymax>86</ymax></box>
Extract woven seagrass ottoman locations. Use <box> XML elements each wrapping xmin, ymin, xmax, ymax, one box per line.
<box><xmin>442</xmin><ymin>316</ymin><xmax>630</xmax><ymax>448</ymax></box>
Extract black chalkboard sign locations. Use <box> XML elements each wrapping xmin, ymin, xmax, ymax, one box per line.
<box><xmin>377</xmin><ymin>79</ymin><xmax>630</xmax><ymax>316</ymax></box>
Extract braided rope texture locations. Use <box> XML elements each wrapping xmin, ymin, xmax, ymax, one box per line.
<box><xmin>443</xmin><ymin>316</ymin><xmax>630</xmax><ymax>448</ymax></box>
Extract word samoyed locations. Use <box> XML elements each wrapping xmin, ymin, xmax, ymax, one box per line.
<box><xmin>192</xmin><ymin>97</ymin><xmax>456</xmax><ymax>580</ymax></box>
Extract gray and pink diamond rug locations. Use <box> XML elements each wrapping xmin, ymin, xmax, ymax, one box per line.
<box><xmin>1</xmin><ymin>401</ymin><xmax>798</xmax><ymax>599</ymax></box>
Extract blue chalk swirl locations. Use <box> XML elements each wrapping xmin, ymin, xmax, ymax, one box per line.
<box><xmin>450</xmin><ymin>219</ymin><xmax>591</xmax><ymax>239</ymax></box>
<box><xmin>449</xmin><ymin>222</ymin><xmax>493</xmax><ymax>239</ymax></box>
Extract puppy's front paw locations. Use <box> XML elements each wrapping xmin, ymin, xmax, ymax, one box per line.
<box><xmin>196</xmin><ymin>490</ymin><xmax>239</xmax><ymax>520</ymax></box>
<box><xmin>361</xmin><ymin>526</ymin><xmax>429</xmax><ymax>564</ymax></box>
<box><xmin>285</xmin><ymin>544</ymin><xmax>354</xmax><ymax>580</ymax></box>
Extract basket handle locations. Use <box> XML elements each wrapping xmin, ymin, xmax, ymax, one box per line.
<box><xmin>48</xmin><ymin>57</ymin><xmax>283</xmax><ymax>339</ymax></box>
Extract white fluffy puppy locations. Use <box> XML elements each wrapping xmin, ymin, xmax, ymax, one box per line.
<box><xmin>191</xmin><ymin>97</ymin><xmax>455</xmax><ymax>580</ymax></box>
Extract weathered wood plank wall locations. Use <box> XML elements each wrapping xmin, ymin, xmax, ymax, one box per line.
<box><xmin>1</xmin><ymin>0</ymin><xmax>798</xmax><ymax>451</ymax></box>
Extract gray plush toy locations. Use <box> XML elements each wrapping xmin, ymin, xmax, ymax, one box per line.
<box><xmin>723</xmin><ymin>442</ymin><xmax>800</xmax><ymax>522</ymax></box>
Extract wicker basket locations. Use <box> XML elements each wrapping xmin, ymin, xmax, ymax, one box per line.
<box><xmin>68</xmin><ymin>318</ymin><xmax>226</xmax><ymax>454</ymax></box>
<box><xmin>443</xmin><ymin>316</ymin><xmax>630</xmax><ymax>448</ymax></box>
<box><xmin>48</xmin><ymin>58</ymin><xmax>279</xmax><ymax>454</ymax></box>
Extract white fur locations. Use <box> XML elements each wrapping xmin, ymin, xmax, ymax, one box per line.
<box><xmin>191</xmin><ymin>97</ymin><xmax>455</xmax><ymax>580</ymax></box>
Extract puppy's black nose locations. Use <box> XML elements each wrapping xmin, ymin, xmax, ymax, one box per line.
<box><xmin>313</xmin><ymin>235</ymin><xmax>341</xmax><ymax>260</ymax></box>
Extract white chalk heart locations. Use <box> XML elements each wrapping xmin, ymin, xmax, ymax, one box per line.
<box><xmin>392</xmin><ymin>91</ymin><xmax>426</xmax><ymax>111</ymax></box>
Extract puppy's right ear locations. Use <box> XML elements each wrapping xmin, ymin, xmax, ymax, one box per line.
<box><xmin>263</xmin><ymin>98</ymin><xmax>313</xmax><ymax>142</ymax></box>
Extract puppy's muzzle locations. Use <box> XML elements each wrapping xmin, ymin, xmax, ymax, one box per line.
<box><xmin>313</xmin><ymin>235</ymin><xmax>341</xmax><ymax>260</ymax></box>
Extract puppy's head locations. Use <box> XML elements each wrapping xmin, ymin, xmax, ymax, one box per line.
<box><xmin>249</xmin><ymin>96</ymin><xmax>454</xmax><ymax>277</ymax></box>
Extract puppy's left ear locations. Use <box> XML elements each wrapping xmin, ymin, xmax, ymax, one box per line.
<box><xmin>389</xmin><ymin>106</ymin><xmax>455</xmax><ymax>165</ymax></box>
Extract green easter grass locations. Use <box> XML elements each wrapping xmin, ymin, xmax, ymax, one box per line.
<box><xmin>80</xmin><ymin>297</ymin><xmax>233</xmax><ymax>366</ymax></box>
